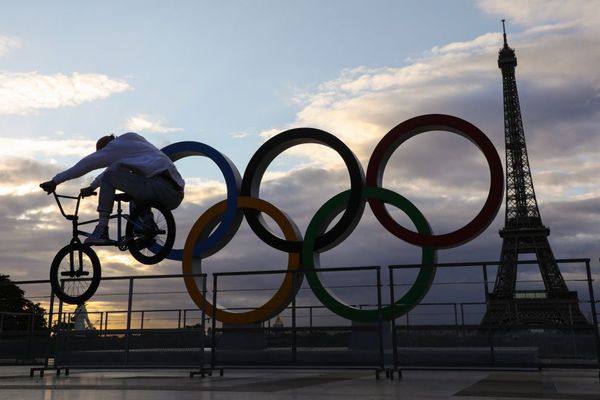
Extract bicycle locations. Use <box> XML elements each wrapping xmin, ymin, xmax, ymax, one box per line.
<box><xmin>48</xmin><ymin>191</ymin><xmax>176</xmax><ymax>304</ymax></box>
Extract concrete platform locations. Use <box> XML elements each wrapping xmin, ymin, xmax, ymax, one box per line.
<box><xmin>0</xmin><ymin>365</ymin><xmax>598</xmax><ymax>399</ymax></box>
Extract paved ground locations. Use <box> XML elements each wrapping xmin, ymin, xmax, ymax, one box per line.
<box><xmin>0</xmin><ymin>366</ymin><xmax>598</xmax><ymax>399</ymax></box>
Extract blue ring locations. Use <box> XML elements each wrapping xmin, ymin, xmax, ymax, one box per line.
<box><xmin>159</xmin><ymin>141</ymin><xmax>242</xmax><ymax>260</ymax></box>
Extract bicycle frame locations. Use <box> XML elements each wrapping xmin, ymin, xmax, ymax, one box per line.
<box><xmin>48</xmin><ymin>191</ymin><xmax>174</xmax><ymax>304</ymax></box>
<box><xmin>52</xmin><ymin>192</ymin><xmax>130</xmax><ymax>248</ymax></box>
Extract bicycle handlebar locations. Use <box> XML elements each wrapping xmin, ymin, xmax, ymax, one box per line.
<box><xmin>51</xmin><ymin>191</ymin><xmax>82</xmax><ymax>219</ymax></box>
<box><xmin>55</xmin><ymin>192</ymin><xmax>80</xmax><ymax>200</ymax></box>
<box><xmin>41</xmin><ymin>185</ymin><xmax>96</xmax><ymax>220</ymax></box>
<box><xmin>51</xmin><ymin>191</ymin><xmax>96</xmax><ymax>219</ymax></box>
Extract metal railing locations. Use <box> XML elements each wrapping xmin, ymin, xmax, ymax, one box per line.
<box><xmin>1</xmin><ymin>258</ymin><xmax>598</xmax><ymax>377</ymax></box>
<box><xmin>208</xmin><ymin>266</ymin><xmax>386</xmax><ymax>375</ymax></box>
<box><xmin>57</xmin><ymin>308</ymin><xmax>205</xmax><ymax>331</ymax></box>
<box><xmin>52</xmin><ymin>273</ymin><xmax>208</xmax><ymax>371</ymax></box>
<box><xmin>388</xmin><ymin>258</ymin><xmax>600</xmax><ymax>371</ymax></box>
<box><xmin>0</xmin><ymin>279</ymin><xmax>53</xmax><ymax>365</ymax></box>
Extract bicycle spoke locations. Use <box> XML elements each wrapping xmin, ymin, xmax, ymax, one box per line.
<box><xmin>59</xmin><ymin>249</ymin><xmax>95</xmax><ymax>299</ymax></box>
<box><xmin>126</xmin><ymin>204</ymin><xmax>174</xmax><ymax>265</ymax></box>
<box><xmin>51</xmin><ymin>243</ymin><xmax>101</xmax><ymax>305</ymax></box>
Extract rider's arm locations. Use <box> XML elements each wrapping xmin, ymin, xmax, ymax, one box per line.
<box><xmin>52</xmin><ymin>146</ymin><xmax>120</xmax><ymax>185</ymax></box>
<box><xmin>89</xmin><ymin>172</ymin><xmax>104</xmax><ymax>190</ymax></box>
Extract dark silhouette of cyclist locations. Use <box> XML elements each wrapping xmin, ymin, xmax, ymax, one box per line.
<box><xmin>40</xmin><ymin>133</ymin><xmax>184</xmax><ymax>244</ymax></box>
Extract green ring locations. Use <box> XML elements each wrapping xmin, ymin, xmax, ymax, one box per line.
<box><xmin>302</xmin><ymin>186</ymin><xmax>437</xmax><ymax>322</ymax></box>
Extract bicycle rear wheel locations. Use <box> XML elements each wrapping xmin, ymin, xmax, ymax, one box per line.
<box><xmin>50</xmin><ymin>244</ymin><xmax>101</xmax><ymax>304</ymax></box>
<box><xmin>126</xmin><ymin>204</ymin><xmax>175</xmax><ymax>265</ymax></box>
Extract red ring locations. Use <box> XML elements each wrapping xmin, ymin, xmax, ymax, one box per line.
<box><xmin>366</xmin><ymin>114</ymin><xmax>504</xmax><ymax>248</ymax></box>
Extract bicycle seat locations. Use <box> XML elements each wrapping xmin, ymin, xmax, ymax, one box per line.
<box><xmin>114</xmin><ymin>193</ymin><xmax>133</xmax><ymax>202</ymax></box>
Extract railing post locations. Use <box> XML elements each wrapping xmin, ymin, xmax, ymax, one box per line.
<box><xmin>64</xmin><ymin>311</ymin><xmax>72</xmax><ymax>363</ymax></box>
<box><xmin>453</xmin><ymin>303</ymin><xmax>460</xmax><ymax>343</ymax></box>
<box><xmin>47</xmin><ymin>288</ymin><xmax>55</xmax><ymax>333</ymax></box>
<box><xmin>211</xmin><ymin>274</ymin><xmax>218</xmax><ymax>370</ymax></box>
<box><xmin>291</xmin><ymin>270</ymin><xmax>297</xmax><ymax>364</ymax></box>
<box><xmin>140</xmin><ymin>311</ymin><xmax>145</xmax><ymax>330</ymax></box>
<box><xmin>482</xmin><ymin>264</ymin><xmax>490</xmax><ymax>301</ymax></box>
<box><xmin>567</xmin><ymin>301</ymin><xmax>577</xmax><ymax>356</ymax></box>
<box><xmin>178</xmin><ymin>309</ymin><xmax>182</xmax><ymax>329</ymax></box>
<box><xmin>585</xmin><ymin>259</ymin><xmax>600</xmax><ymax>369</ymax></box>
<box><xmin>26</xmin><ymin>314</ymin><xmax>34</xmax><ymax>362</ymax></box>
<box><xmin>125</xmin><ymin>277</ymin><xmax>134</xmax><ymax>363</ymax></box>
<box><xmin>389</xmin><ymin>266</ymin><xmax>398</xmax><ymax>370</ymax></box>
<box><xmin>482</xmin><ymin>264</ymin><xmax>496</xmax><ymax>364</ymax></box>
<box><xmin>376</xmin><ymin>267</ymin><xmax>384</xmax><ymax>372</ymax></box>
<box><xmin>56</xmin><ymin>281</ymin><xmax>65</xmax><ymax>364</ymax></box>
<box><xmin>452</xmin><ymin>303</ymin><xmax>458</xmax><ymax>326</ymax></box>
<box><xmin>57</xmin><ymin>283</ymin><xmax>64</xmax><ymax>331</ymax></box>
<box><xmin>201</xmin><ymin>275</ymin><xmax>207</xmax><ymax>371</ymax></box>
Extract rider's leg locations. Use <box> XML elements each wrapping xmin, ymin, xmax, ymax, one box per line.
<box><xmin>152</xmin><ymin>175</ymin><xmax>184</xmax><ymax>211</ymax></box>
<box><xmin>132</xmin><ymin>175</ymin><xmax>183</xmax><ymax>234</ymax></box>
<box><xmin>88</xmin><ymin>171</ymin><xmax>183</xmax><ymax>244</ymax></box>
<box><xmin>98</xmin><ymin>170</ymin><xmax>183</xmax><ymax>221</ymax></box>
<box><xmin>88</xmin><ymin>171</ymin><xmax>151</xmax><ymax>242</ymax></box>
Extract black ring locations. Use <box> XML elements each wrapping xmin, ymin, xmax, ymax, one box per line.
<box><xmin>241</xmin><ymin>127</ymin><xmax>365</xmax><ymax>253</ymax></box>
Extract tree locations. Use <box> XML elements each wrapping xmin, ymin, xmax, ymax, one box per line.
<box><xmin>0</xmin><ymin>275</ymin><xmax>47</xmax><ymax>330</ymax></box>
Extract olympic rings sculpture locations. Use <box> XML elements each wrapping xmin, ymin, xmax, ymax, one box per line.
<box><xmin>160</xmin><ymin>114</ymin><xmax>504</xmax><ymax>324</ymax></box>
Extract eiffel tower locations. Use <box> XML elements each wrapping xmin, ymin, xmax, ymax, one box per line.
<box><xmin>481</xmin><ymin>21</ymin><xmax>588</xmax><ymax>327</ymax></box>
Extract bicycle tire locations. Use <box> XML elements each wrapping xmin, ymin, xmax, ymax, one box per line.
<box><xmin>126</xmin><ymin>204</ymin><xmax>176</xmax><ymax>265</ymax></box>
<box><xmin>50</xmin><ymin>244</ymin><xmax>101</xmax><ymax>304</ymax></box>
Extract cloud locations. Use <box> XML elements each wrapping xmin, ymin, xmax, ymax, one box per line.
<box><xmin>0</xmin><ymin>72</ymin><xmax>130</xmax><ymax>115</ymax></box>
<box><xmin>476</xmin><ymin>0</ymin><xmax>600</xmax><ymax>29</ymax></box>
<box><xmin>244</xmin><ymin>0</ymin><xmax>600</xmax><ymax>306</ymax></box>
<box><xmin>125</xmin><ymin>114</ymin><xmax>182</xmax><ymax>134</ymax></box>
<box><xmin>230</xmin><ymin>131</ymin><xmax>251</xmax><ymax>139</ymax></box>
<box><xmin>0</xmin><ymin>35</ymin><xmax>20</xmax><ymax>57</ymax></box>
<box><xmin>256</xmin><ymin>5</ymin><xmax>600</xmax><ymax>206</ymax></box>
<box><xmin>257</xmin><ymin>43</ymin><xmax>504</xmax><ymax>173</ymax></box>
<box><xmin>429</xmin><ymin>32</ymin><xmax>501</xmax><ymax>55</ymax></box>
<box><xmin>0</xmin><ymin>158</ymin><xmax>62</xmax><ymax>196</ymax></box>
<box><xmin>0</xmin><ymin>138</ymin><xmax>94</xmax><ymax>159</ymax></box>
<box><xmin>3</xmin><ymin>3</ymin><xmax>599</xmax><ymax>322</ymax></box>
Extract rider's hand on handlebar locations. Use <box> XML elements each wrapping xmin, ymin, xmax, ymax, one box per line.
<box><xmin>40</xmin><ymin>180</ymin><xmax>57</xmax><ymax>194</ymax></box>
<box><xmin>80</xmin><ymin>186</ymin><xmax>97</xmax><ymax>198</ymax></box>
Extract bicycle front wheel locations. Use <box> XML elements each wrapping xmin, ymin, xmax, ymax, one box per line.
<box><xmin>126</xmin><ymin>204</ymin><xmax>175</xmax><ymax>265</ymax></box>
<box><xmin>50</xmin><ymin>244</ymin><xmax>101</xmax><ymax>304</ymax></box>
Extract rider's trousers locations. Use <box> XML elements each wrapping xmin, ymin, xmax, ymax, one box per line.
<box><xmin>97</xmin><ymin>170</ymin><xmax>184</xmax><ymax>214</ymax></box>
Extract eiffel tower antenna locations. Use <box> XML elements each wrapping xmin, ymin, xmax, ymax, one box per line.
<box><xmin>481</xmin><ymin>20</ymin><xmax>588</xmax><ymax>327</ymax></box>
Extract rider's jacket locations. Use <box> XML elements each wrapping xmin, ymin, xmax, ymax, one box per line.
<box><xmin>53</xmin><ymin>132</ymin><xmax>185</xmax><ymax>190</ymax></box>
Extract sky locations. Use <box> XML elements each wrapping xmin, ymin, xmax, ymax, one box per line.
<box><xmin>1</xmin><ymin>0</ymin><xmax>599</xmax><ymax>326</ymax></box>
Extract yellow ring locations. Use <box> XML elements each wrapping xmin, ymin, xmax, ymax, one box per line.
<box><xmin>182</xmin><ymin>196</ymin><xmax>302</xmax><ymax>324</ymax></box>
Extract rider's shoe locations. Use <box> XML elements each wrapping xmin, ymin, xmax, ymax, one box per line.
<box><xmin>84</xmin><ymin>225</ymin><xmax>111</xmax><ymax>245</ymax></box>
<box><xmin>134</xmin><ymin>211</ymin><xmax>158</xmax><ymax>249</ymax></box>
<box><xmin>134</xmin><ymin>211</ymin><xmax>157</xmax><ymax>234</ymax></box>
